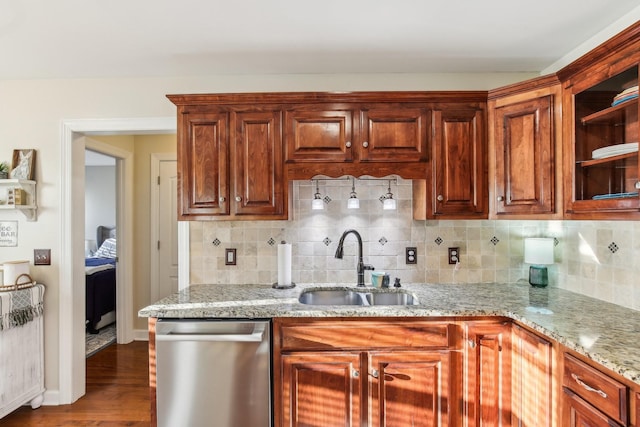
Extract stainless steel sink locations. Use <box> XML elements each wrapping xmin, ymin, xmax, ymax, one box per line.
<box><xmin>366</xmin><ymin>292</ymin><xmax>418</xmax><ymax>306</ymax></box>
<box><xmin>298</xmin><ymin>289</ymin><xmax>365</xmax><ymax>305</ymax></box>
<box><xmin>298</xmin><ymin>288</ymin><xmax>418</xmax><ymax>306</ymax></box>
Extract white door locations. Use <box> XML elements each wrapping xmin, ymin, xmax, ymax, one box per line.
<box><xmin>157</xmin><ymin>159</ymin><xmax>178</xmax><ymax>299</ymax></box>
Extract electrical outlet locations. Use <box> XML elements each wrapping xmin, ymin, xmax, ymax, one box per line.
<box><xmin>34</xmin><ymin>249</ymin><xmax>51</xmax><ymax>265</ymax></box>
<box><xmin>448</xmin><ymin>247</ymin><xmax>459</xmax><ymax>265</ymax></box>
<box><xmin>405</xmin><ymin>247</ymin><xmax>417</xmax><ymax>264</ymax></box>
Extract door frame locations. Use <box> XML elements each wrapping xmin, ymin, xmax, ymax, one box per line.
<box><xmin>59</xmin><ymin>117</ymin><xmax>188</xmax><ymax>404</ymax></box>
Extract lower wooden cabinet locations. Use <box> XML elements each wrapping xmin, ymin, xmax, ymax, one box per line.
<box><xmin>274</xmin><ymin>318</ymin><xmax>455</xmax><ymax>427</ymax></box>
<box><xmin>464</xmin><ymin>321</ymin><xmax>512</xmax><ymax>427</ymax></box>
<box><xmin>281</xmin><ymin>352</ymin><xmax>362</xmax><ymax>426</ymax></box>
<box><xmin>511</xmin><ymin>324</ymin><xmax>553</xmax><ymax>427</ymax></box>
<box><xmin>369</xmin><ymin>351</ymin><xmax>452</xmax><ymax>427</ymax></box>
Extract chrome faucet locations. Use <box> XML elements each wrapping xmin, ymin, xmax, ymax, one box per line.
<box><xmin>335</xmin><ymin>229</ymin><xmax>374</xmax><ymax>287</ymax></box>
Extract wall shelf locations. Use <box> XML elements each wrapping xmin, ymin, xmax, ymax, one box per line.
<box><xmin>0</xmin><ymin>179</ymin><xmax>37</xmax><ymax>221</ymax></box>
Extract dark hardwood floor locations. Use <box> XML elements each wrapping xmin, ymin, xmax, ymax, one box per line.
<box><xmin>1</xmin><ymin>341</ymin><xmax>151</xmax><ymax>426</ymax></box>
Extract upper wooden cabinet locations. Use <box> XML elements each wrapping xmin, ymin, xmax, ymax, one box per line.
<box><xmin>488</xmin><ymin>75</ymin><xmax>562</xmax><ymax>218</ymax></box>
<box><xmin>284</xmin><ymin>104</ymin><xmax>429</xmax><ymax>163</ymax></box>
<box><xmin>169</xmin><ymin>96</ymin><xmax>286</xmax><ymax>220</ymax></box>
<box><xmin>414</xmin><ymin>103</ymin><xmax>488</xmax><ymax>219</ymax></box>
<box><xmin>559</xmin><ymin>23</ymin><xmax>640</xmax><ymax>219</ymax></box>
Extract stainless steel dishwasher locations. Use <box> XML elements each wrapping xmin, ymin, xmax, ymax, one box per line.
<box><xmin>155</xmin><ymin>319</ymin><xmax>271</xmax><ymax>427</ymax></box>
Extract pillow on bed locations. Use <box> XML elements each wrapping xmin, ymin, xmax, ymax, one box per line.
<box><xmin>93</xmin><ymin>238</ymin><xmax>117</xmax><ymax>258</ymax></box>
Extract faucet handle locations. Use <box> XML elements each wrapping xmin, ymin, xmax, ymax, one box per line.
<box><xmin>393</xmin><ymin>277</ymin><xmax>401</xmax><ymax>288</ymax></box>
<box><xmin>363</xmin><ymin>264</ymin><xmax>375</xmax><ymax>271</ymax></box>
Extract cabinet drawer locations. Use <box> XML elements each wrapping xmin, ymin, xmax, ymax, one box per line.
<box><xmin>278</xmin><ymin>320</ymin><xmax>454</xmax><ymax>351</ymax></box>
<box><xmin>563</xmin><ymin>353</ymin><xmax>628</xmax><ymax>425</ymax></box>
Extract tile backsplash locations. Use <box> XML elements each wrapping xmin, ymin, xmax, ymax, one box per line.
<box><xmin>189</xmin><ymin>178</ymin><xmax>640</xmax><ymax>312</ymax></box>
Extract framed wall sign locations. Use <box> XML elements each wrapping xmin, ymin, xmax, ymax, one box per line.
<box><xmin>0</xmin><ymin>221</ymin><xmax>18</xmax><ymax>246</ymax></box>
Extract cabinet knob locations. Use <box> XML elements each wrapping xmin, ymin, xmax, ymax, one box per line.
<box><xmin>497</xmin><ymin>196</ymin><xmax>504</xmax><ymax>201</ymax></box>
<box><xmin>362</xmin><ymin>141</ymin><xmax>369</xmax><ymax>148</ymax></box>
<box><xmin>468</xmin><ymin>340</ymin><xmax>477</xmax><ymax>349</ymax></box>
<box><xmin>235</xmin><ymin>196</ymin><xmax>242</xmax><ymax>202</ymax></box>
<box><xmin>219</xmin><ymin>196</ymin><xmax>225</xmax><ymax>203</ymax></box>
<box><xmin>635</xmin><ymin>182</ymin><xmax>640</xmax><ymax>190</ymax></box>
<box><xmin>345</xmin><ymin>141</ymin><xmax>352</xmax><ymax>148</ymax></box>
<box><xmin>437</xmin><ymin>195</ymin><xmax>444</xmax><ymax>202</ymax></box>
<box><xmin>352</xmin><ymin>369</ymin><xmax>359</xmax><ymax>378</ymax></box>
<box><xmin>370</xmin><ymin>369</ymin><xmax>379</xmax><ymax>379</ymax></box>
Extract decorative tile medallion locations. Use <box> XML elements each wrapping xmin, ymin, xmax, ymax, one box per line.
<box><xmin>378</xmin><ymin>237</ymin><xmax>388</xmax><ymax>246</ymax></box>
<box><xmin>267</xmin><ymin>238</ymin><xmax>276</xmax><ymax>246</ymax></box>
<box><xmin>608</xmin><ymin>242</ymin><xmax>619</xmax><ymax>253</ymax></box>
<box><xmin>490</xmin><ymin>236</ymin><xmax>500</xmax><ymax>246</ymax></box>
<box><xmin>323</xmin><ymin>237</ymin><xmax>332</xmax><ymax>246</ymax></box>
<box><xmin>435</xmin><ymin>237</ymin><xmax>443</xmax><ymax>245</ymax></box>
<box><xmin>212</xmin><ymin>238</ymin><xmax>221</xmax><ymax>246</ymax></box>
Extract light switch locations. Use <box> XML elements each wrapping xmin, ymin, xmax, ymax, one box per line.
<box><xmin>225</xmin><ymin>248</ymin><xmax>237</xmax><ymax>266</ymax></box>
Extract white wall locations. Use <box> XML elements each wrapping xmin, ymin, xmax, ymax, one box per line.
<box><xmin>85</xmin><ymin>166</ymin><xmax>116</xmax><ymax>242</ymax></box>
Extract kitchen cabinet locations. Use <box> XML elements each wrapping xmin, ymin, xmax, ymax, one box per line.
<box><xmin>562</xmin><ymin>352</ymin><xmax>628</xmax><ymax>426</ymax></box>
<box><xmin>0</xmin><ymin>179</ymin><xmax>37</xmax><ymax>221</ymax></box>
<box><xmin>274</xmin><ymin>318</ymin><xmax>456</xmax><ymax>427</ymax></box>
<box><xmin>636</xmin><ymin>393</ymin><xmax>639</xmax><ymax>426</ymax></box>
<box><xmin>464</xmin><ymin>320</ymin><xmax>511</xmax><ymax>427</ymax></box>
<box><xmin>559</xmin><ymin>24</ymin><xmax>640</xmax><ymax>219</ymax></box>
<box><xmin>284</xmin><ymin>104</ymin><xmax>429</xmax><ymax>163</ymax></box>
<box><xmin>427</xmin><ymin>105</ymin><xmax>487</xmax><ymax>218</ymax></box>
<box><xmin>169</xmin><ymin>97</ymin><xmax>287</xmax><ymax>220</ymax></box>
<box><xmin>511</xmin><ymin>324</ymin><xmax>553</xmax><ymax>427</ymax></box>
<box><xmin>488</xmin><ymin>75</ymin><xmax>562</xmax><ymax>218</ymax></box>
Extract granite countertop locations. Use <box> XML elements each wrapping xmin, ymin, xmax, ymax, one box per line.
<box><xmin>139</xmin><ymin>281</ymin><xmax>640</xmax><ymax>386</ymax></box>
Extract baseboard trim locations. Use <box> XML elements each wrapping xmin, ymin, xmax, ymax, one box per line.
<box><xmin>133</xmin><ymin>328</ymin><xmax>149</xmax><ymax>341</ymax></box>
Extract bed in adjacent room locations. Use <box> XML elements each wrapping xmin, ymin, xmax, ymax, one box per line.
<box><xmin>85</xmin><ymin>226</ymin><xmax>116</xmax><ymax>334</ymax></box>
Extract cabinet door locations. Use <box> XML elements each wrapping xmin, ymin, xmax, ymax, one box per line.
<box><xmin>178</xmin><ymin>110</ymin><xmax>229</xmax><ymax>217</ymax></box>
<box><xmin>511</xmin><ymin>325</ymin><xmax>552</xmax><ymax>427</ymax></box>
<box><xmin>493</xmin><ymin>95</ymin><xmax>554</xmax><ymax>215</ymax></box>
<box><xmin>360</xmin><ymin>106</ymin><xmax>429</xmax><ymax>162</ymax></box>
<box><xmin>369</xmin><ymin>351</ymin><xmax>451</xmax><ymax>427</ymax></box>
<box><xmin>433</xmin><ymin>108</ymin><xmax>486</xmax><ymax>217</ymax></box>
<box><xmin>284</xmin><ymin>107</ymin><xmax>354</xmax><ymax>162</ymax></box>
<box><xmin>562</xmin><ymin>388</ymin><xmax>623</xmax><ymax>427</ymax></box>
<box><xmin>281</xmin><ymin>353</ymin><xmax>362</xmax><ymax>427</ymax></box>
<box><xmin>465</xmin><ymin>321</ymin><xmax>511</xmax><ymax>427</ymax></box>
<box><xmin>233</xmin><ymin>110</ymin><xmax>285</xmax><ymax>216</ymax></box>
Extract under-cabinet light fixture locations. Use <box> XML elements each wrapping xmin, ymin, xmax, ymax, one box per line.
<box><xmin>312</xmin><ymin>180</ymin><xmax>324</xmax><ymax>210</ymax></box>
<box><xmin>382</xmin><ymin>180</ymin><xmax>397</xmax><ymax>210</ymax></box>
<box><xmin>347</xmin><ymin>178</ymin><xmax>359</xmax><ymax>209</ymax></box>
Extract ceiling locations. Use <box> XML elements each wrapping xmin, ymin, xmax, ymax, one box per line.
<box><xmin>0</xmin><ymin>0</ymin><xmax>638</xmax><ymax>80</ymax></box>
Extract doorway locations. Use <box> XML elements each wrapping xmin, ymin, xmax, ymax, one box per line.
<box><xmin>59</xmin><ymin>117</ymin><xmax>188</xmax><ymax>404</ymax></box>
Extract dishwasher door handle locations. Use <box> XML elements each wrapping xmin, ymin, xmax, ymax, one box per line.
<box><xmin>156</xmin><ymin>323</ymin><xmax>266</xmax><ymax>343</ymax></box>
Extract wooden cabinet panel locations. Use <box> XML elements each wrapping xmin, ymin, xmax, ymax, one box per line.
<box><xmin>177</xmin><ymin>111</ymin><xmax>229</xmax><ymax>217</ymax></box>
<box><xmin>464</xmin><ymin>321</ymin><xmax>511</xmax><ymax>427</ymax></box>
<box><xmin>511</xmin><ymin>325</ymin><xmax>552</xmax><ymax>427</ymax></box>
<box><xmin>279</xmin><ymin>320</ymin><xmax>453</xmax><ymax>351</ymax></box>
<box><xmin>369</xmin><ymin>351</ymin><xmax>451</xmax><ymax>427</ymax></box>
<box><xmin>563</xmin><ymin>353</ymin><xmax>627</xmax><ymax>425</ymax></box>
<box><xmin>284</xmin><ymin>108</ymin><xmax>354</xmax><ymax>162</ymax></box>
<box><xmin>432</xmin><ymin>107</ymin><xmax>486</xmax><ymax>217</ymax></box>
<box><xmin>493</xmin><ymin>95</ymin><xmax>554</xmax><ymax>215</ymax></box>
<box><xmin>360</xmin><ymin>106</ymin><xmax>429</xmax><ymax>162</ymax></box>
<box><xmin>281</xmin><ymin>352</ymin><xmax>362</xmax><ymax>427</ymax></box>
<box><xmin>562</xmin><ymin>388</ymin><xmax>623</xmax><ymax>427</ymax></box>
<box><xmin>233</xmin><ymin>110</ymin><xmax>284</xmax><ymax>216</ymax></box>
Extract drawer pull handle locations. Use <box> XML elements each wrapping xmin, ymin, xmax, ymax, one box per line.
<box><xmin>571</xmin><ymin>373</ymin><xmax>608</xmax><ymax>398</ymax></box>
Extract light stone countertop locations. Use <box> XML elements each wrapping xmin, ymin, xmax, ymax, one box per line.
<box><xmin>138</xmin><ymin>281</ymin><xmax>640</xmax><ymax>386</ymax></box>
